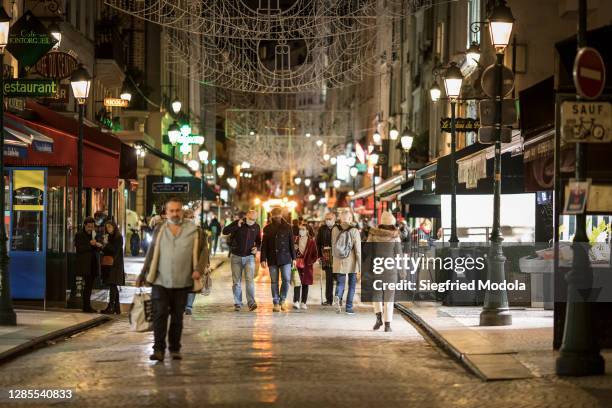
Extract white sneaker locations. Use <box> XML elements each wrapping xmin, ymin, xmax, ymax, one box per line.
<box><xmin>301</xmin><ymin>303</ymin><xmax>307</xmax><ymax>310</ymax></box>
<box><xmin>333</xmin><ymin>295</ymin><xmax>341</xmax><ymax>313</ymax></box>
<box><xmin>293</xmin><ymin>302</ymin><xmax>300</xmax><ymax>310</ymax></box>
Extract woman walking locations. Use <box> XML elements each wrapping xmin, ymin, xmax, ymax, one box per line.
<box><xmin>293</xmin><ymin>223</ymin><xmax>318</xmax><ymax>310</ymax></box>
<box><xmin>100</xmin><ymin>220</ymin><xmax>125</xmax><ymax>314</ymax></box>
<box><xmin>367</xmin><ymin>211</ymin><xmax>403</xmax><ymax>332</ymax></box>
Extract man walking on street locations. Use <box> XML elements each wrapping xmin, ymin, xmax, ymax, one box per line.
<box><xmin>261</xmin><ymin>207</ymin><xmax>296</xmax><ymax>312</ymax></box>
<box><xmin>223</xmin><ymin>209</ymin><xmax>261</xmax><ymax>312</ymax></box>
<box><xmin>316</xmin><ymin>212</ymin><xmax>337</xmax><ymax>305</ymax></box>
<box><xmin>137</xmin><ymin>197</ymin><xmax>209</xmax><ymax>361</ymax></box>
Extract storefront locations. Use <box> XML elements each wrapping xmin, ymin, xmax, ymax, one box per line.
<box><xmin>4</xmin><ymin>101</ymin><xmax>131</xmax><ymax>306</ymax></box>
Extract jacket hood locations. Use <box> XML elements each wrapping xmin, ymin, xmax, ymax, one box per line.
<box><xmin>368</xmin><ymin>227</ymin><xmax>400</xmax><ymax>242</ymax></box>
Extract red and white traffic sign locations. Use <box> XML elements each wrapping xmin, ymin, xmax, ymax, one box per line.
<box><xmin>573</xmin><ymin>47</ymin><xmax>606</xmax><ymax>100</ymax></box>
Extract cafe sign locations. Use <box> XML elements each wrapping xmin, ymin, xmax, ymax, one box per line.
<box><xmin>34</xmin><ymin>52</ymin><xmax>79</xmax><ymax>79</ymax></box>
<box><xmin>6</xmin><ymin>11</ymin><xmax>58</xmax><ymax>71</ymax></box>
<box><xmin>440</xmin><ymin>117</ymin><xmax>481</xmax><ymax>133</ymax></box>
<box><xmin>3</xmin><ymin>79</ymin><xmax>58</xmax><ymax>97</ymax></box>
<box><xmin>104</xmin><ymin>97</ymin><xmax>129</xmax><ymax>108</ymax></box>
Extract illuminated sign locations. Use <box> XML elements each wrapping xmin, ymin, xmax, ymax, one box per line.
<box><xmin>104</xmin><ymin>97</ymin><xmax>129</xmax><ymax>108</ymax></box>
<box><xmin>3</xmin><ymin>79</ymin><xmax>58</xmax><ymax>97</ymax></box>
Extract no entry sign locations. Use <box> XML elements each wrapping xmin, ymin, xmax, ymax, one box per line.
<box><xmin>573</xmin><ymin>47</ymin><xmax>606</xmax><ymax>99</ymax></box>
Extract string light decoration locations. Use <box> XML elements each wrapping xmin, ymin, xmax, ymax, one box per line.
<box><xmin>105</xmin><ymin>0</ymin><xmax>451</xmax><ymax>93</ymax></box>
<box><xmin>225</xmin><ymin>109</ymin><xmax>349</xmax><ymax>172</ymax></box>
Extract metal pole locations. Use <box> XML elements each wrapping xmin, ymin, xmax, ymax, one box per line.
<box><xmin>372</xmin><ymin>167</ymin><xmax>377</xmax><ymax>225</ymax></box>
<box><xmin>0</xmin><ymin>63</ymin><xmax>16</xmax><ymax>325</ymax></box>
<box><xmin>200</xmin><ymin>174</ymin><xmax>205</xmax><ymax>226</ymax></box>
<box><xmin>171</xmin><ymin>145</ymin><xmax>176</xmax><ymax>182</ymax></box>
<box><xmin>404</xmin><ymin>151</ymin><xmax>409</xmax><ymax>182</ymax></box>
<box><xmin>480</xmin><ymin>51</ymin><xmax>512</xmax><ymax>326</ymax></box>
<box><xmin>556</xmin><ymin>0</ymin><xmax>604</xmax><ymax>376</ymax></box>
<box><xmin>77</xmin><ymin>103</ymin><xmax>84</xmax><ymax>229</ymax></box>
<box><xmin>449</xmin><ymin>100</ymin><xmax>459</xmax><ymax>243</ymax></box>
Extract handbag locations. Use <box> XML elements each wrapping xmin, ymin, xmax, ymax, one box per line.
<box><xmin>296</xmin><ymin>257</ymin><xmax>305</xmax><ymax>269</ymax></box>
<box><xmin>129</xmin><ymin>289</ymin><xmax>153</xmax><ymax>332</ymax></box>
<box><xmin>101</xmin><ymin>255</ymin><xmax>114</xmax><ymax>267</ymax></box>
<box><xmin>291</xmin><ymin>266</ymin><xmax>302</xmax><ymax>287</ymax></box>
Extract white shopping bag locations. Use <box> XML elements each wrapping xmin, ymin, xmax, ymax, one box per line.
<box><xmin>129</xmin><ymin>289</ymin><xmax>153</xmax><ymax>332</ymax></box>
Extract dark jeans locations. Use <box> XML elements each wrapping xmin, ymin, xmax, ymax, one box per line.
<box><xmin>293</xmin><ymin>285</ymin><xmax>309</xmax><ymax>303</ymax></box>
<box><xmin>82</xmin><ymin>273</ymin><xmax>95</xmax><ymax>311</ymax></box>
<box><xmin>324</xmin><ymin>267</ymin><xmax>335</xmax><ymax>304</ymax></box>
<box><xmin>108</xmin><ymin>284</ymin><xmax>120</xmax><ymax>312</ymax></box>
<box><xmin>151</xmin><ymin>285</ymin><xmax>190</xmax><ymax>353</ymax></box>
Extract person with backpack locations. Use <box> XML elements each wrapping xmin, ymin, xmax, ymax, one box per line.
<box><xmin>331</xmin><ymin>210</ymin><xmax>361</xmax><ymax>314</ymax></box>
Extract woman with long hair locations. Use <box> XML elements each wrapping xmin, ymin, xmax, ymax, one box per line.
<box><xmin>100</xmin><ymin>220</ymin><xmax>125</xmax><ymax>314</ymax></box>
<box><xmin>293</xmin><ymin>223</ymin><xmax>318</xmax><ymax>310</ymax></box>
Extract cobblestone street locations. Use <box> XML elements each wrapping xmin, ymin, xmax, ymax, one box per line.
<box><xmin>1</xmin><ymin>260</ymin><xmax>612</xmax><ymax>407</ymax></box>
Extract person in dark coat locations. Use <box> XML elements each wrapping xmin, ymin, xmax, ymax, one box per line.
<box><xmin>209</xmin><ymin>216</ymin><xmax>221</xmax><ymax>255</ymax></box>
<box><xmin>260</xmin><ymin>207</ymin><xmax>296</xmax><ymax>312</ymax></box>
<box><xmin>100</xmin><ymin>220</ymin><xmax>125</xmax><ymax>314</ymax></box>
<box><xmin>316</xmin><ymin>212</ymin><xmax>337</xmax><ymax>305</ymax></box>
<box><xmin>75</xmin><ymin>217</ymin><xmax>101</xmax><ymax>313</ymax></box>
<box><xmin>293</xmin><ymin>223</ymin><xmax>318</xmax><ymax>310</ymax></box>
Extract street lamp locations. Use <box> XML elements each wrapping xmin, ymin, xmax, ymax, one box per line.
<box><xmin>294</xmin><ymin>177</ymin><xmax>302</xmax><ymax>185</ymax></box>
<box><xmin>373</xmin><ymin>130</ymin><xmax>382</xmax><ymax>145</ymax></box>
<box><xmin>216</xmin><ymin>166</ymin><xmax>225</xmax><ymax>177</ymax></box>
<box><xmin>168</xmin><ymin>122</ymin><xmax>180</xmax><ymax>181</ymax></box>
<box><xmin>0</xmin><ymin>5</ymin><xmax>15</xmax><ymax>325</ymax></box>
<box><xmin>400</xmin><ymin>128</ymin><xmax>415</xmax><ymax>182</ymax></box>
<box><xmin>304</xmin><ymin>178</ymin><xmax>311</xmax><ymax>187</ymax></box>
<box><xmin>478</xmin><ymin>0</ymin><xmax>513</xmax><ymax>328</ymax></box>
<box><xmin>466</xmin><ymin>41</ymin><xmax>481</xmax><ymax>64</ymax></box>
<box><xmin>49</xmin><ymin>22</ymin><xmax>61</xmax><ymax>50</ymax></box>
<box><xmin>370</xmin><ymin>152</ymin><xmax>380</xmax><ymax>224</ymax></box>
<box><xmin>389</xmin><ymin>125</ymin><xmax>399</xmax><ymax>141</ymax></box>
<box><xmin>430</xmin><ymin>81</ymin><xmax>442</xmax><ymax>103</ymax></box>
<box><xmin>316</xmin><ymin>139</ymin><xmax>323</xmax><ymax>147</ymax></box>
<box><xmin>443</xmin><ymin>61</ymin><xmax>463</xmax><ymax>245</ymax></box>
<box><xmin>68</xmin><ymin>63</ymin><xmax>91</xmax><ymax>312</ymax></box>
<box><xmin>171</xmin><ymin>98</ymin><xmax>182</xmax><ymax>114</ymax></box>
<box><xmin>120</xmin><ymin>83</ymin><xmax>132</xmax><ymax>102</ymax></box>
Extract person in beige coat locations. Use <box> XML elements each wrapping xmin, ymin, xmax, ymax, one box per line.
<box><xmin>331</xmin><ymin>210</ymin><xmax>361</xmax><ymax>314</ymax></box>
<box><xmin>367</xmin><ymin>211</ymin><xmax>403</xmax><ymax>332</ymax></box>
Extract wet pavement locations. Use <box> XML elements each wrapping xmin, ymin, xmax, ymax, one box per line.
<box><xmin>1</xmin><ymin>259</ymin><xmax>612</xmax><ymax>407</ymax></box>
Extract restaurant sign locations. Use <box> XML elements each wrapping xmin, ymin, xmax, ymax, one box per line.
<box><xmin>34</xmin><ymin>52</ymin><xmax>79</xmax><ymax>79</ymax></box>
<box><xmin>104</xmin><ymin>98</ymin><xmax>129</xmax><ymax>108</ymax></box>
<box><xmin>6</xmin><ymin>11</ymin><xmax>58</xmax><ymax>71</ymax></box>
<box><xmin>3</xmin><ymin>79</ymin><xmax>58</xmax><ymax>97</ymax></box>
<box><xmin>440</xmin><ymin>117</ymin><xmax>480</xmax><ymax>133</ymax></box>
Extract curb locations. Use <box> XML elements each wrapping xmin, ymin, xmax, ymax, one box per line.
<box><xmin>395</xmin><ymin>303</ymin><xmax>486</xmax><ymax>380</ymax></box>
<box><xmin>0</xmin><ymin>315</ymin><xmax>111</xmax><ymax>365</ymax></box>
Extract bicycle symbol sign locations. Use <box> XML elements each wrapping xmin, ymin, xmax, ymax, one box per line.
<box><xmin>561</xmin><ymin>101</ymin><xmax>612</xmax><ymax>143</ymax></box>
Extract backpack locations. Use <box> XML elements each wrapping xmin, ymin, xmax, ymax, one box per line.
<box><xmin>335</xmin><ymin>227</ymin><xmax>356</xmax><ymax>259</ymax></box>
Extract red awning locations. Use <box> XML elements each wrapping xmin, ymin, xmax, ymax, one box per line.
<box><xmin>5</xmin><ymin>102</ymin><xmax>121</xmax><ymax>189</ymax></box>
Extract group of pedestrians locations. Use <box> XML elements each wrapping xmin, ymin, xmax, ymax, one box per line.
<box><xmin>75</xmin><ymin>217</ymin><xmax>125</xmax><ymax>314</ymax></box>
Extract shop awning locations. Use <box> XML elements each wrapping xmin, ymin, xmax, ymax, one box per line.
<box><xmin>349</xmin><ymin>174</ymin><xmax>406</xmax><ymax>200</ymax></box>
<box><xmin>5</xmin><ymin>101</ymin><xmax>122</xmax><ymax>189</ymax></box>
<box><xmin>5</xmin><ymin>115</ymin><xmax>54</xmax><ymax>153</ymax></box>
<box><xmin>436</xmin><ymin>140</ymin><xmax>525</xmax><ymax>194</ymax></box>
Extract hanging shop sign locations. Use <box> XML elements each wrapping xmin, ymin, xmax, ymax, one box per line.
<box><xmin>560</xmin><ymin>101</ymin><xmax>612</xmax><ymax>143</ymax></box>
<box><xmin>440</xmin><ymin>117</ymin><xmax>480</xmax><ymax>133</ymax></box>
<box><xmin>177</xmin><ymin>134</ymin><xmax>205</xmax><ymax>145</ymax></box>
<box><xmin>104</xmin><ymin>97</ymin><xmax>130</xmax><ymax>108</ymax></box>
<box><xmin>458</xmin><ymin>152</ymin><xmax>487</xmax><ymax>189</ymax></box>
<box><xmin>152</xmin><ymin>182</ymin><xmax>190</xmax><ymax>194</ymax></box>
<box><xmin>34</xmin><ymin>51</ymin><xmax>79</xmax><ymax>79</ymax></box>
<box><xmin>6</xmin><ymin>11</ymin><xmax>58</xmax><ymax>71</ymax></box>
<box><xmin>3</xmin><ymin>79</ymin><xmax>58</xmax><ymax>97</ymax></box>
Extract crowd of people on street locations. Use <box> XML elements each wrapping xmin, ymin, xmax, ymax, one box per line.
<box><xmin>76</xmin><ymin>196</ymin><xmax>435</xmax><ymax>361</ymax></box>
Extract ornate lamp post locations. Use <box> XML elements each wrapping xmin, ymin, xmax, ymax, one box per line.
<box><xmin>171</xmin><ymin>98</ymin><xmax>182</xmax><ymax>115</ymax></box>
<box><xmin>168</xmin><ymin>122</ymin><xmax>180</xmax><ymax>182</ymax></box>
<box><xmin>474</xmin><ymin>0</ymin><xmax>514</xmax><ymax>327</ymax></box>
<box><xmin>0</xmin><ymin>6</ymin><xmax>15</xmax><ymax>325</ymax></box>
